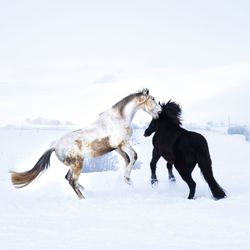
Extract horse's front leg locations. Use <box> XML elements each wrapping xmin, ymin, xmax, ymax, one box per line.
<box><xmin>166</xmin><ymin>162</ymin><xmax>176</xmax><ymax>182</ymax></box>
<box><xmin>150</xmin><ymin>148</ymin><xmax>161</xmax><ymax>187</ymax></box>
<box><xmin>119</xmin><ymin>143</ymin><xmax>137</xmax><ymax>184</ymax></box>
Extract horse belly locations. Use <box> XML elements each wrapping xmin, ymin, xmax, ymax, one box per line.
<box><xmin>160</xmin><ymin>148</ymin><xmax>175</xmax><ymax>163</ymax></box>
<box><xmin>88</xmin><ymin>136</ymin><xmax>115</xmax><ymax>157</ymax></box>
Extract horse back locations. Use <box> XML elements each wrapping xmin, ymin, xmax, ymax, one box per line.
<box><xmin>174</xmin><ymin>130</ymin><xmax>210</xmax><ymax>159</ymax></box>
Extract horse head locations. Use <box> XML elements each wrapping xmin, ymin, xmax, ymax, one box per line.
<box><xmin>137</xmin><ymin>88</ymin><xmax>161</xmax><ymax>119</ymax></box>
<box><xmin>144</xmin><ymin>100</ymin><xmax>182</xmax><ymax>137</ymax></box>
<box><xmin>144</xmin><ymin>118</ymin><xmax>156</xmax><ymax>137</ymax></box>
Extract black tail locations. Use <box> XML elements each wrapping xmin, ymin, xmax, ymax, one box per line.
<box><xmin>10</xmin><ymin>148</ymin><xmax>55</xmax><ymax>188</ymax></box>
<box><xmin>197</xmin><ymin>143</ymin><xmax>226</xmax><ymax>200</ymax></box>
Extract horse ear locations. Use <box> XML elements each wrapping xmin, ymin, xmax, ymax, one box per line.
<box><xmin>138</xmin><ymin>88</ymin><xmax>149</xmax><ymax>103</ymax></box>
<box><xmin>142</xmin><ymin>88</ymin><xmax>149</xmax><ymax>95</ymax></box>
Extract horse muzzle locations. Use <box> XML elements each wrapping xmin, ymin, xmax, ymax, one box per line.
<box><xmin>153</xmin><ymin>113</ymin><xmax>159</xmax><ymax>119</ymax></box>
<box><xmin>153</xmin><ymin>110</ymin><xmax>161</xmax><ymax>119</ymax></box>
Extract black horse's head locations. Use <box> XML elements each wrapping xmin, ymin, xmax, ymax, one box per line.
<box><xmin>144</xmin><ymin>100</ymin><xmax>182</xmax><ymax>137</ymax></box>
<box><xmin>144</xmin><ymin>118</ymin><xmax>157</xmax><ymax>137</ymax></box>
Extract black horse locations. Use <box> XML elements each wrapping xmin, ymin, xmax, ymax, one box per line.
<box><xmin>144</xmin><ymin>101</ymin><xmax>226</xmax><ymax>200</ymax></box>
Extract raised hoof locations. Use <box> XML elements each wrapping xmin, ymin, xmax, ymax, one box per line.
<box><xmin>169</xmin><ymin>176</ymin><xmax>176</xmax><ymax>182</ymax></box>
<box><xmin>124</xmin><ymin>176</ymin><xmax>132</xmax><ymax>185</ymax></box>
<box><xmin>151</xmin><ymin>179</ymin><xmax>159</xmax><ymax>188</ymax></box>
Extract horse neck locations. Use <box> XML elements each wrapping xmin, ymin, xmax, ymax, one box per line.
<box><xmin>161</xmin><ymin>118</ymin><xmax>179</xmax><ymax>131</ymax></box>
<box><xmin>121</xmin><ymin>99</ymin><xmax>140</xmax><ymax>124</ymax></box>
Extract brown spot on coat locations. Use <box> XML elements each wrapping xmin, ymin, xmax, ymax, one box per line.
<box><xmin>63</xmin><ymin>155</ymin><xmax>83</xmax><ymax>167</ymax></box>
<box><xmin>90</xmin><ymin>136</ymin><xmax>114</xmax><ymax>157</ymax></box>
<box><xmin>75</xmin><ymin>139</ymin><xmax>83</xmax><ymax>151</ymax></box>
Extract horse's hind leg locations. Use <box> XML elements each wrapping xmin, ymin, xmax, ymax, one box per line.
<box><xmin>166</xmin><ymin>162</ymin><xmax>176</xmax><ymax>182</ymax></box>
<box><xmin>65</xmin><ymin>169</ymin><xmax>72</xmax><ymax>181</ymax></box>
<box><xmin>175</xmin><ymin>163</ymin><xmax>196</xmax><ymax>199</ymax></box>
<box><xmin>65</xmin><ymin>169</ymin><xmax>84</xmax><ymax>190</ymax></box>
<box><xmin>66</xmin><ymin>156</ymin><xmax>85</xmax><ymax>199</ymax></box>
<box><xmin>185</xmin><ymin>175</ymin><xmax>196</xmax><ymax>199</ymax></box>
<box><xmin>150</xmin><ymin>148</ymin><xmax>160</xmax><ymax>186</ymax></box>
<box><xmin>180</xmin><ymin>172</ymin><xmax>196</xmax><ymax>199</ymax></box>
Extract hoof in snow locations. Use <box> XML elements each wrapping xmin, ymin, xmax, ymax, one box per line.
<box><xmin>124</xmin><ymin>176</ymin><xmax>133</xmax><ymax>185</ymax></box>
<box><xmin>78</xmin><ymin>194</ymin><xmax>85</xmax><ymax>200</ymax></box>
<box><xmin>169</xmin><ymin>176</ymin><xmax>176</xmax><ymax>182</ymax></box>
<box><xmin>151</xmin><ymin>179</ymin><xmax>159</xmax><ymax>188</ymax></box>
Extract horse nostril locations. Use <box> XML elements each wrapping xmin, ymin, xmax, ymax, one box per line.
<box><xmin>154</xmin><ymin>113</ymin><xmax>159</xmax><ymax>119</ymax></box>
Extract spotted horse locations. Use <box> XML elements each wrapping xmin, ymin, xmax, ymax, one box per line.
<box><xmin>10</xmin><ymin>88</ymin><xmax>161</xmax><ymax>199</ymax></box>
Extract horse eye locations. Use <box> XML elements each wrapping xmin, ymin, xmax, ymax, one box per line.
<box><xmin>152</xmin><ymin>97</ymin><xmax>155</xmax><ymax>101</ymax></box>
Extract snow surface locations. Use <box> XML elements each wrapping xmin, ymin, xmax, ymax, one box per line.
<box><xmin>0</xmin><ymin>126</ymin><xmax>250</xmax><ymax>250</ymax></box>
<box><xmin>1</xmin><ymin>1</ymin><xmax>250</xmax><ymax>248</ymax></box>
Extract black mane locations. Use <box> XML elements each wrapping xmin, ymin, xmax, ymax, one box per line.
<box><xmin>160</xmin><ymin>100</ymin><xmax>182</xmax><ymax>126</ymax></box>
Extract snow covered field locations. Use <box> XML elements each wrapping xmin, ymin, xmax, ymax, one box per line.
<box><xmin>1</xmin><ymin>125</ymin><xmax>250</xmax><ymax>250</ymax></box>
<box><xmin>1</xmin><ymin>1</ymin><xmax>250</xmax><ymax>249</ymax></box>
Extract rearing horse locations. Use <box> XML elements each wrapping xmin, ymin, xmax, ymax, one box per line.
<box><xmin>10</xmin><ymin>88</ymin><xmax>161</xmax><ymax>199</ymax></box>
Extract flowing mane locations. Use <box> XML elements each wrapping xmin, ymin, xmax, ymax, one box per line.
<box><xmin>112</xmin><ymin>93</ymin><xmax>138</xmax><ymax>109</ymax></box>
<box><xmin>112</xmin><ymin>88</ymin><xmax>149</xmax><ymax>116</ymax></box>
<box><xmin>160</xmin><ymin>100</ymin><xmax>182</xmax><ymax>126</ymax></box>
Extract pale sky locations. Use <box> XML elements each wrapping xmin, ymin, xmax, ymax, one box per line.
<box><xmin>0</xmin><ymin>0</ymin><xmax>250</xmax><ymax>125</ymax></box>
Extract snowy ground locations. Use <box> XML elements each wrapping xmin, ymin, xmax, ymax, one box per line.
<box><xmin>0</xmin><ymin>126</ymin><xmax>250</xmax><ymax>250</ymax></box>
